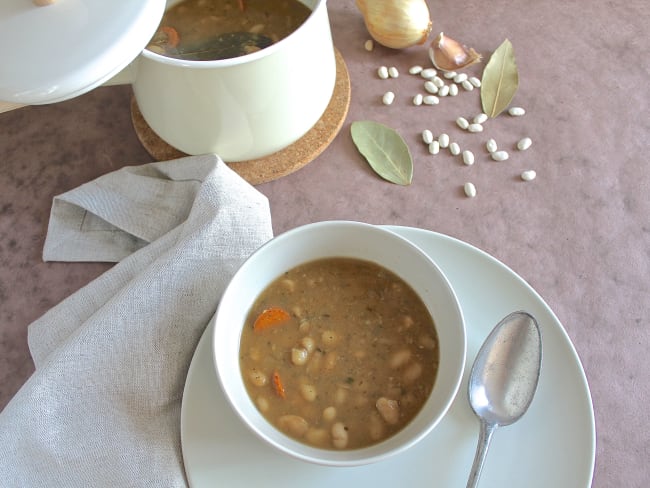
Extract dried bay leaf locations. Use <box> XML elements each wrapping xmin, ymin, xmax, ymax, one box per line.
<box><xmin>350</xmin><ymin>121</ymin><xmax>413</xmax><ymax>185</ymax></box>
<box><xmin>481</xmin><ymin>39</ymin><xmax>519</xmax><ymax>118</ymax></box>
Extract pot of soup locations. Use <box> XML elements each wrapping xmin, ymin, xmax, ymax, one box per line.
<box><xmin>0</xmin><ymin>0</ymin><xmax>336</xmax><ymax>162</ymax></box>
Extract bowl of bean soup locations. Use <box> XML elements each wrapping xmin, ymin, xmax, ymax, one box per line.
<box><xmin>212</xmin><ymin>221</ymin><xmax>466</xmax><ymax>466</ymax></box>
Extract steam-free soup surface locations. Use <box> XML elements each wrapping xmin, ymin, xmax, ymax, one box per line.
<box><xmin>147</xmin><ymin>0</ymin><xmax>311</xmax><ymax>60</ymax></box>
<box><xmin>240</xmin><ymin>258</ymin><xmax>439</xmax><ymax>450</ymax></box>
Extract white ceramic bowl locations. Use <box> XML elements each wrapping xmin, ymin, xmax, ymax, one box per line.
<box><xmin>212</xmin><ymin>221</ymin><xmax>466</xmax><ymax>466</ymax></box>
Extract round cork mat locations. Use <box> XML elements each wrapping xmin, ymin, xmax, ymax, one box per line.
<box><xmin>131</xmin><ymin>48</ymin><xmax>350</xmax><ymax>185</ymax></box>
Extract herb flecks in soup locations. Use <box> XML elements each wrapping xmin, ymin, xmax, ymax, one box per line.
<box><xmin>239</xmin><ymin>258</ymin><xmax>439</xmax><ymax>450</ymax></box>
<box><xmin>147</xmin><ymin>0</ymin><xmax>311</xmax><ymax>60</ymax></box>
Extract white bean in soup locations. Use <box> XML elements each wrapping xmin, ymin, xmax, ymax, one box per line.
<box><xmin>239</xmin><ymin>257</ymin><xmax>440</xmax><ymax>450</ymax></box>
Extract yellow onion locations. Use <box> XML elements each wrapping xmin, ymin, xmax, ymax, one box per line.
<box><xmin>356</xmin><ymin>0</ymin><xmax>433</xmax><ymax>50</ymax></box>
<box><xmin>429</xmin><ymin>32</ymin><xmax>482</xmax><ymax>71</ymax></box>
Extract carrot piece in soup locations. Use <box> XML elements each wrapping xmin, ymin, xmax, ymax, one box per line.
<box><xmin>253</xmin><ymin>307</ymin><xmax>291</xmax><ymax>331</ymax></box>
<box><xmin>272</xmin><ymin>370</ymin><xmax>286</xmax><ymax>398</ymax></box>
<box><xmin>161</xmin><ymin>26</ymin><xmax>180</xmax><ymax>48</ymax></box>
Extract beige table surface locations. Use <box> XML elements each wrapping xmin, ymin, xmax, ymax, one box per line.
<box><xmin>1</xmin><ymin>1</ymin><xmax>649</xmax><ymax>486</ymax></box>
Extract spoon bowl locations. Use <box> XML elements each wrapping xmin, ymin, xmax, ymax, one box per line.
<box><xmin>466</xmin><ymin>311</ymin><xmax>542</xmax><ymax>487</ymax></box>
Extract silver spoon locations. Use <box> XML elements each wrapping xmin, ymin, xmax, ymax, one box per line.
<box><xmin>466</xmin><ymin>311</ymin><xmax>542</xmax><ymax>488</ymax></box>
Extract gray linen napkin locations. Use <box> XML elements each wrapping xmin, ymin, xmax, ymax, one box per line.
<box><xmin>0</xmin><ymin>154</ymin><xmax>273</xmax><ymax>487</ymax></box>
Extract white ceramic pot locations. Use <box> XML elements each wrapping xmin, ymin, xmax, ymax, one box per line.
<box><xmin>0</xmin><ymin>0</ymin><xmax>336</xmax><ymax>162</ymax></box>
<box><xmin>130</xmin><ymin>0</ymin><xmax>336</xmax><ymax>161</ymax></box>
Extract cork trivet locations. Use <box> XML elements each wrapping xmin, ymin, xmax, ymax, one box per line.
<box><xmin>131</xmin><ymin>48</ymin><xmax>350</xmax><ymax>185</ymax></box>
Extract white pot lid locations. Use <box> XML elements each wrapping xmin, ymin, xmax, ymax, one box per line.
<box><xmin>0</xmin><ymin>0</ymin><xmax>165</xmax><ymax>105</ymax></box>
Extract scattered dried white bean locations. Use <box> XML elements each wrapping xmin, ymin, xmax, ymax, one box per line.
<box><xmin>388</xmin><ymin>66</ymin><xmax>399</xmax><ymax>78</ymax></box>
<box><xmin>428</xmin><ymin>140</ymin><xmax>440</xmax><ymax>154</ymax></box>
<box><xmin>469</xmin><ymin>76</ymin><xmax>482</xmax><ymax>87</ymax></box>
<box><xmin>439</xmin><ymin>85</ymin><xmax>450</xmax><ymax>97</ymax></box>
<box><xmin>462</xmin><ymin>150</ymin><xmax>475</xmax><ymax>166</ymax></box>
<box><xmin>422</xmin><ymin>129</ymin><xmax>434</xmax><ymax>144</ymax></box>
<box><xmin>424</xmin><ymin>81</ymin><xmax>438</xmax><ymax>94</ymax></box>
<box><xmin>521</xmin><ymin>170</ymin><xmax>537</xmax><ymax>181</ymax></box>
<box><xmin>364</xmin><ymin>39</ymin><xmax>374</xmax><ymax>51</ymax></box>
<box><xmin>486</xmin><ymin>138</ymin><xmax>498</xmax><ymax>153</ymax></box>
<box><xmin>461</xmin><ymin>79</ymin><xmax>474</xmax><ymax>91</ymax></box>
<box><xmin>438</xmin><ymin>133</ymin><xmax>450</xmax><ymax>148</ymax></box>
<box><xmin>409</xmin><ymin>65</ymin><xmax>423</xmax><ymax>75</ymax></box>
<box><xmin>382</xmin><ymin>91</ymin><xmax>395</xmax><ymax>105</ymax></box>
<box><xmin>456</xmin><ymin>117</ymin><xmax>469</xmax><ymax>130</ymax></box>
<box><xmin>432</xmin><ymin>76</ymin><xmax>445</xmax><ymax>88</ymax></box>
<box><xmin>491</xmin><ymin>150</ymin><xmax>509</xmax><ymax>161</ymax></box>
<box><xmin>464</xmin><ymin>182</ymin><xmax>477</xmax><ymax>198</ymax></box>
<box><xmin>453</xmin><ymin>72</ymin><xmax>468</xmax><ymax>83</ymax></box>
<box><xmin>423</xmin><ymin>95</ymin><xmax>439</xmax><ymax>105</ymax></box>
<box><xmin>517</xmin><ymin>137</ymin><xmax>532</xmax><ymax>151</ymax></box>
<box><xmin>420</xmin><ymin>68</ymin><xmax>437</xmax><ymax>79</ymax></box>
<box><xmin>443</xmin><ymin>70</ymin><xmax>457</xmax><ymax>79</ymax></box>
<box><xmin>508</xmin><ymin>106</ymin><xmax>526</xmax><ymax>116</ymax></box>
<box><xmin>377</xmin><ymin>66</ymin><xmax>389</xmax><ymax>79</ymax></box>
<box><xmin>473</xmin><ymin>113</ymin><xmax>488</xmax><ymax>124</ymax></box>
<box><xmin>449</xmin><ymin>142</ymin><xmax>461</xmax><ymax>155</ymax></box>
<box><xmin>449</xmin><ymin>83</ymin><xmax>459</xmax><ymax>96</ymax></box>
<box><xmin>467</xmin><ymin>123</ymin><xmax>484</xmax><ymax>133</ymax></box>
<box><xmin>413</xmin><ymin>93</ymin><xmax>423</xmax><ymax>106</ymax></box>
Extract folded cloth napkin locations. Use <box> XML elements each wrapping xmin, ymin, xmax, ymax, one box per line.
<box><xmin>0</xmin><ymin>154</ymin><xmax>273</xmax><ymax>487</ymax></box>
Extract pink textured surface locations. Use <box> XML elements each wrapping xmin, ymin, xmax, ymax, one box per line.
<box><xmin>1</xmin><ymin>1</ymin><xmax>648</xmax><ymax>486</ymax></box>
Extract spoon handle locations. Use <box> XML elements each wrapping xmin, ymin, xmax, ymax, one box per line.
<box><xmin>466</xmin><ymin>421</ymin><xmax>497</xmax><ymax>488</ymax></box>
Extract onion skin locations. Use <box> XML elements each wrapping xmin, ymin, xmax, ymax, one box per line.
<box><xmin>356</xmin><ymin>0</ymin><xmax>433</xmax><ymax>50</ymax></box>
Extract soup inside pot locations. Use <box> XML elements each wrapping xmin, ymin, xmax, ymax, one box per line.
<box><xmin>146</xmin><ymin>0</ymin><xmax>312</xmax><ymax>60</ymax></box>
<box><xmin>239</xmin><ymin>257</ymin><xmax>439</xmax><ymax>450</ymax></box>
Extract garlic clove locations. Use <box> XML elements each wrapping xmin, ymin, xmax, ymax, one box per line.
<box><xmin>356</xmin><ymin>0</ymin><xmax>433</xmax><ymax>50</ymax></box>
<box><xmin>428</xmin><ymin>32</ymin><xmax>482</xmax><ymax>72</ymax></box>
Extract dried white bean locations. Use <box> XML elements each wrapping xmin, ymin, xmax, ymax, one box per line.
<box><xmin>521</xmin><ymin>170</ymin><xmax>537</xmax><ymax>181</ymax></box>
<box><xmin>464</xmin><ymin>182</ymin><xmax>477</xmax><ymax>198</ymax></box>
<box><xmin>301</xmin><ymin>336</ymin><xmax>315</xmax><ymax>353</ymax></box>
<box><xmin>467</xmin><ymin>123</ymin><xmax>484</xmax><ymax>133</ymax></box>
<box><xmin>248</xmin><ymin>369</ymin><xmax>267</xmax><ymax>387</ymax></box>
<box><xmin>449</xmin><ymin>142</ymin><xmax>461</xmax><ymax>155</ymax></box>
<box><xmin>376</xmin><ymin>397</ymin><xmax>400</xmax><ymax>425</ymax></box>
<box><xmin>256</xmin><ymin>396</ymin><xmax>269</xmax><ymax>413</ymax></box>
<box><xmin>403</xmin><ymin>362</ymin><xmax>423</xmax><ymax>383</ymax></box>
<box><xmin>443</xmin><ymin>70</ymin><xmax>457</xmax><ymax>79</ymax></box>
<box><xmin>449</xmin><ymin>83</ymin><xmax>459</xmax><ymax>96</ymax></box>
<box><xmin>423</xmin><ymin>95</ymin><xmax>439</xmax><ymax>105</ymax></box>
<box><xmin>432</xmin><ymin>76</ymin><xmax>445</xmax><ymax>88</ymax></box>
<box><xmin>517</xmin><ymin>137</ymin><xmax>532</xmax><ymax>151</ymax></box>
<box><xmin>364</xmin><ymin>39</ymin><xmax>374</xmax><ymax>51</ymax></box>
<box><xmin>486</xmin><ymin>138</ymin><xmax>498</xmax><ymax>153</ymax></box>
<box><xmin>388</xmin><ymin>66</ymin><xmax>399</xmax><ymax>78</ymax></box>
<box><xmin>413</xmin><ymin>93</ymin><xmax>423</xmax><ymax>106</ymax></box>
<box><xmin>305</xmin><ymin>428</ymin><xmax>329</xmax><ymax>446</ymax></box>
<box><xmin>389</xmin><ymin>349</ymin><xmax>412</xmax><ymax>368</ymax></box>
<box><xmin>456</xmin><ymin>117</ymin><xmax>469</xmax><ymax>130</ymax></box>
<box><xmin>334</xmin><ymin>386</ymin><xmax>348</xmax><ymax>404</ymax></box>
<box><xmin>462</xmin><ymin>150</ymin><xmax>475</xmax><ymax>166</ymax></box>
<box><xmin>428</xmin><ymin>141</ymin><xmax>440</xmax><ymax>154</ymax></box>
<box><xmin>422</xmin><ymin>129</ymin><xmax>434</xmax><ymax>144</ymax></box>
<box><xmin>438</xmin><ymin>133</ymin><xmax>450</xmax><ymax>148</ymax></box>
<box><xmin>469</xmin><ymin>76</ymin><xmax>482</xmax><ymax>87</ymax></box>
<box><xmin>439</xmin><ymin>85</ymin><xmax>450</xmax><ymax>97</ymax></box>
<box><xmin>331</xmin><ymin>422</ymin><xmax>349</xmax><ymax>449</ymax></box>
<box><xmin>382</xmin><ymin>91</ymin><xmax>395</xmax><ymax>105</ymax></box>
<box><xmin>453</xmin><ymin>72</ymin><xmax>468</xmax><ymax>83</ymax></box>
<box><xmin>424</xmin><ymin>80</ymin><xmax>438</xmax><ymax>93</ymax></box>
<box><xmin>491</xmin><ymin>150</ymin><xmax>510</xmax><ymax>161</ymax></box>
<box><xmin>461</xmin><ymin>79</ymin><xmax>474</xmax><ymax>91</ymax></box>
<box><xmin>409</xmin><ymin>65</ymin><xmax>423</xmax><ymax>75</ymax></box>
<box><xmin>473</xmin><ymin>113</ymin><xmax>488</xmax><ymax>124</ymax></box>
<box><xmin>368</xmin><ymin>412</ymin><xmax>385</xmax><ymax>441</ymax></box>
<box><xmin>508</xmin><ymin>106</ymin><xmax>526</xmax><ymax>116</ymax></box>
<box><xmin>420</xmin><ymin>68</ymin><xmax>437</xmax><ymax>79</ymax></box>
<box><xmin>377</xmin><ymin>66</ymin><xmax>389</xmax><ymax>79</ymax></box>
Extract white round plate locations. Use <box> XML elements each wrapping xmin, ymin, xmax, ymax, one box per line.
<box><xmin>180</xmin><ymin>226</ymin><xmax>595</xmax><ymax>487</ymax></box>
